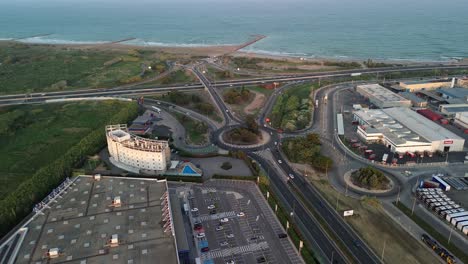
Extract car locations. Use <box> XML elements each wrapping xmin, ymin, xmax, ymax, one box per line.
<box><xmin>237</xmin><ymin>212</ymin><xmax>245</xmax><ymax>217</ymax></box>
<box><xmin>226</xmin><ymin>233</ymin><xmax>234</xmax><ymax>238</ymax></box>
<box><xmin>226</xmin><ymin>261</ymin><xmax>235</xmax><ymax>264</ymax></box>
<box><xmin>209</xmin><ymin>209</ymin><xmax>217</xmax><ymax>215</ymax></box>
<box><xmin>216</xmin><ymin>226</ymin><xmax>224</xmax><ymax>231</ymax></box>
<box><xmin>278</xmin><ymin>160</ymin><xmax>282</xmax><ymax>164</ymax></box>
<box><xmin>288</xmin><ymin>174</ymin><xmax>294</xmax><ymax>179</ymax></box>
<box><xmin>194</xmin><ymin>224</ymin><xmax>203</xmax><ymax>231</ymax></box>
<box><xmin>220</xmin><ymin>241</ymin><xmax>229</xmax><ymax>247</ymax></box>
<box><xmin>226</xmin><ymin>109</ymin><xmax>229</xmax><ymax>112</ymax></box>
<box><xmin>256</xmin><ymin>257</ymin><xmax>266</xmax><ymax>263</ymax></box>
<box><xmin>220</xmin><ymin>218</ymin><xmax>229</xmax><ymax>223</ymax></box>
<box><xmin>191</xmin><ymin>208</ymin><xmax>198</xmax><ymax>212</ymax></box>
<box><xmin>201</xmin><ymin>247</ymin><xmax>210</xmax><ymax>252</ymax></box>
<box><xmin>278</xmin><ymin>233</ymin><xmax>288</xmax><ymax>238</ymax></box>
<box><xmin>274</xmin><ymin>141</ymin><xmax>278</xmax><ymax>145</ymax></box>
<box><xmin>207</xmin><ymin>204</ymin><xmax>216</xmax><ymax>210</ymax></box>
<box><xmin>353</xmin><ymin>239</ymin><xmax>362</xmax><ymax>247</ymax></box>
<box><xmin>196</xmin><ymin>233</ymin><xmax>206</xmax><ymax>239</ymax></box>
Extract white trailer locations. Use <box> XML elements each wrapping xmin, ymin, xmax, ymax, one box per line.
<box><xmin>456</xmin><ymin>220</ymin><xmax>468</xmax><ymax>230</ymax></box>
<box><xmin>452</xmin><ymin>215</ymin><xmax>468</xmax><ymax>226</ymax></box>
<box><xmin>446</xmin><ymin>211</ymin><xmax>468</xmax><ymax>222</ymax></box>
<box><xmin>151</xmin><ymin>106</ymin><xmax>161</xmax><ymax>113</ymax></box>
<box><xmin>462</xmin><ymin>226</ymin><xmax>468</xmax><ymax>235</ymax></box>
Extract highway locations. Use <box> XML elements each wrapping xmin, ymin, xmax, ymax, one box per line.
<box><xmin>2</xmin><ymin>64</ymin><xmax>468</xmax><ymax>107</ymax></box>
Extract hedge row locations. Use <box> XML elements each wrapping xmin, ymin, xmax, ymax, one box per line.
<box><xmin>0</xmin><ymin>103</ymin><xmax>138</xmax><ymax>238</ymax></box>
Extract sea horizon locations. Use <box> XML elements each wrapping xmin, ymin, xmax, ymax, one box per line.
<box><xmin>1</xmin><ymin>0</ymin><xmax>468</xmax><ymax>62</ymax></box>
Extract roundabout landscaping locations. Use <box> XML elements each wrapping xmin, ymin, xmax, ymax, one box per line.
<box><xmin>344</xmin><ymin>167</ymin><xmax>394</xmax><ymax>194</ymax></box>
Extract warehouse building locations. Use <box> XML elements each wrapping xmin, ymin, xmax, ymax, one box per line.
<box><xmin>356</xmin><ymin>84</ymin><xmax>411</xmax><ymax>108</ymax></box>
<box><xmin>439</xmin><ymin>104</ymin><xmax>468</xmax><ymax>117</ymax></box>
<box><xmin>399</xmin><ymin>79</ymin><xmax>452</xmax><ymax>92</ymax></box>
<box><xmin>436</xmin><ymin>88</ymin><xmax>468</xmax><ymax>103</ymax></box>
<box><xmin>399</xmin><ymin>92</ymin><xmax>428</xmax><ymax>107</ymax></box>
<box><xmin>353</xmin><ymin>107</ymin><xmax>465</xmax><ymax>153</ymax></box>
<box><xmin>106</xmin><ymin>124</ymin><xmax>171</xmax><ymax>175</ymax></box>
<box><xmin>0</xmin><ymin>176</ymin><xmax>179</xmax><ymax>264</ymax></box>
<box><xmin>454</xmin><ymin>112</ymin><xmax>468</xmax><ymax>130</ymax></box>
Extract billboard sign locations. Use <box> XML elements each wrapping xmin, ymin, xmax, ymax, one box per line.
<box><xmin>444</xmin><ymin>140</ymin><xmax>453</xmax><ymax>145</ymax></box>
<box><xmin>343</xmin><ymin>210</ymin><xmax>354</xmax><ymax>217</ymax></box>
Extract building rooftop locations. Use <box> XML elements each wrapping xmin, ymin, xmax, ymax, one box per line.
<box><xmin>438</xmin><ymin>88</ymin><xmax>468</xmax><ymax>99</ymax></box>
<box><xmin>399</xmin><ymin>92</ymin><xmax>427</xmax><ymax>103</ymax></box>
<box><xmin>107</xmin><ymin>124</ymin><xmax>168</xmax><ymax>152</ymax></box>
<box><xmin>8</xmin><ymin>176</ymin><xmax>178</xmax><ymax>264</ymax></box>
<box><xmin>357</xmin><ymin>84</ymin><xmax>410</xmax><ymax>103</ymax></box>
<box><xmin>440</xmin><ymin>104</ymin><xmax>468</xmax><ymax>113</ymax></box>
<box><xmin>400</xmin><ymin>79</ymin><xmax>451</xmax><ymax>85</ymax></box>
<box><xmin>355</xmin><ymin>107</ymin><xmax>463</xmax><ymax>145</ymax></box>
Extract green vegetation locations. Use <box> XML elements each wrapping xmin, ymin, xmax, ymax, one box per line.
<box><xmin>157</xmin><ymin>91</ymin><xmax>220</xmax><ymax>120</ymax></box>
<box><xmin>308</xmin><ymin>178</ymin><xmax>439</xmax><ymax>263</ymax></box>
<box><xmin>351</xmin><ymin>167</ymin><xmax>390</xmax><ymax>190</ymax></box>
<box><xmin>220</xmin><ymin>162</ymin><xmax>233</xmax><ymax>170</ymax></box>
<box><xmin>322</xmin><ymin>60</ymin><xmax>362</xmax><ymax>68</ymax></box>
<box><xmin>173</xmin><ymin>112</ymin><xmax>208</xmax><ymax>145</ymax></box>
<box><xmin>142</xmin><ymin>69</ymin><xmax>197</xmax><ymax>86</ymax></box>
<box><xmin>0</xmin><ymin>101</ymin><xmax>138</xmax><ymax>237</ymax></box>
<box><xmin>394</xmin><ymin>202</ymin><xmax>468</xmax><ymax>263</ymax></box>
<box><xmin>0</xmin><ymin>42</ymin><xmax>169</xmax><ymax>94</ymax></box>
<box><xmin>223</xmin><ymin>86</ymin><xmax>252</xmax><ymax>104</ymax></box>
<box><xmin>224</xmin><ymin>114</ymin><xmax>261</xmax><ymax>145</ymax></box>
<box><xmin>0</xmin><ymin>101</ymin><xmax>135</xmax><ymax>199</ymax></box>
<box><xmin>271</xmin><ymin>83</ymin><xmax>312</xmax><ymax>131</ymax></box>
<box><xmin>363</xmin><ymin>59</ymin><xmax>396</xmax><ymax>68</ymax></box>
<box><xmin>282</xmin><ymin>133</ymin><xmax>333</xmax><ymax>172</ymax></box>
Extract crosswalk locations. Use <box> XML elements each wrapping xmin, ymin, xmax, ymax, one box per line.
<box><xmin>194</xmin><ymin>211</ymin><xmax>236</xmax><ymax>222</ymax></box>
<box><xmin>202</xmin><ymin>241</ymin><xmax>269</xmax><ymax>259</ymax></box>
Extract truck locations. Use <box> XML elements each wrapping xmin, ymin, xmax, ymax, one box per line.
<box><xmin>151</xmin><ymin>106</ymin><xmax>161</xmax><ymax>113</ymax></box>
<box><xmin>456</xmin><ymin>220</ymin><xmax>468</xmax><ymax>230</ymax></box>
<box><xmin>446</xmin><ymin>211</ymin><xmax>467</xmax><ymax>222</ymax></box>
<box><xmin>382</xmin><ymin>153</ymin><xmax>389</xmax><ymax>164</ymax></box>
<box><xmin>451</xmin><ymin>215</ymin><xmax>468</xmax><ymax>226</ymax></box>
<box><xmin>421</xmin><ymin>234</ymin><xmax>456</xmax><ymax>264</ymax></box>
<box><xmin>432</xmin><ymin>175</ymin><xmax>452</xmax><ymax>191</ymax></box>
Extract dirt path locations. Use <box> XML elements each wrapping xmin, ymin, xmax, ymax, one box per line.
<box><xmin>244</xmin><ymin>91</ymin><xmax>265</xmax><ymax>115</ymax></box>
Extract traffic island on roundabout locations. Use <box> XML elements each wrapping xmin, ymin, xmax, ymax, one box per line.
<box><xmin>220</xmin><ymin>128</ymin><xmax>271</xmax><ymax>149</ymax></box>
<box><xmin>344</xmin><ymin>166</ymin><xmax>394</xmax><ymax>194</ymax></box>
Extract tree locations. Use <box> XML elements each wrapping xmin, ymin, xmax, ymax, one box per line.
<box><xmin>245</xmin><ymin>115</ymin><xmax>259</xmax><ymax>134</ymax></box>
<box><xmin>285</xmin><ymin>96</ymin><xmax>300</xmax><ymax>112</ymax></box>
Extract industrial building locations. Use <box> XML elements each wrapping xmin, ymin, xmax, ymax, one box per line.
<box><xmin>106</xmin><ymin>124</ymin><xmax>171</xmax><ymax>175</ymax></box>
<box><xmin>353</xmin><ymin>107</ymin><xmax>465</xmax><ymax>153</ymax></box>
<box><xmin>438</xmin><ymin>104</ymin><xmax>468</xmax><ymax>116</ymax></box>
<box><xmin>0</xmin><ymin>176</ymin><xmax>180</xmax><ymax>264</ymax></box>
<box><xmin>399</xmin><ymin>92</ymin><xmax>428</xmax><ymax>107</ymax></box>
<box><xmin>436</xmin><ymin>88</ymin><xmax>468</xmax><ymax>104</ymax></box>
<box><xmin>356</xmin><ymin>84</ymin><xmax>411</xmax><ymax>108</ymax></box>
<box><xmin>399</xmin><ymin>79</ymin><xmax>453</xmax><ymax>92</ymax></box>
<box><xmin>454</xmin><ymin>112</ymin><xmax>468</xmax><ymax>130</ymax></box>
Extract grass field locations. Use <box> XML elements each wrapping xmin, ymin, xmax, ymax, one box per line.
<box><xmin>0</xmin><ymin>100</ymin><xmax>131</xmax><ymax>199</ymax></box>
<box><xmin>140</xmin><ymin>69</ymin><xmax>197</xmax><ymax>86</ymax></box>
<box><xmin>308</xmin><ymin>178</ymin><xmax>438</xmax><ymax>264</ymax></box>
<box><xmin>0</xmin><ymin>42</ymin><xmax>168</xmax><ymax>94</ymax></box>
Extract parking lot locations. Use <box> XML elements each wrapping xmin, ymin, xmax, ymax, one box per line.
<box><xmin>181</xmin><ymin>180</ymin><xmax>302</xmax><ymax>264</ymax></box>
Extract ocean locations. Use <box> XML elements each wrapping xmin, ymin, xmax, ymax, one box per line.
<box><xmin>1</xmin><ymin>0</ymin><xmax>467</xmax><ymax>62</ymax></box>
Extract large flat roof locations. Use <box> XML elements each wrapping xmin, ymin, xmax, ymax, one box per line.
<box><xmin>384</xmin><ymin>107</ymin><xmax>462</xmax><ymax>142</ymax></box>
<box><xmin>10</xmin><ymin>176</ymin><xmax>178</xmax><ymax>264</ymax></box>
<box><xmin>439</xmin><ymin>88</ymin><xmax>468</xmax><ymax>99</ymax></box>
<box><xmin>399</xmin><ymin>92</ymin><xmax>427</xmax><ymax>103</ymax></box>
<box><xmin>355</xmin><ymin>108</ymin><xmax>463</xmax><ymax>145</ymax></box>
<box><xmin>357</xmin><ymin>84</ymin><xmax>410</xmax><ymax>103</ymax></box>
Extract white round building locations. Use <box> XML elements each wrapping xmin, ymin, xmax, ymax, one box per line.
<box><xmin>106</xmin><ymin>124</ymin><xmax>171</xmax><ymax>174</ymax></box>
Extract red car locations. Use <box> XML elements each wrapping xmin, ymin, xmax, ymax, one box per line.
<box><xmin>201</xmin><ymin>247</ymin><xmax>210</xmax><ymax>252</ymax></box>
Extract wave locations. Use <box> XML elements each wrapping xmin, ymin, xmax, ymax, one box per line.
<box><xmin>240</xmin><ymin>48</ymin><xmax>309</xmax><ymax>58</ymax></box>
<box><xmin>17</xmin><ymin>37</ymin><xmax>108</xmax><ymax>45</ymax></box>
<box><xmin>130</xmin><ymin>39</ymin><xmax>237</xmax><ymax>47</ymax></box>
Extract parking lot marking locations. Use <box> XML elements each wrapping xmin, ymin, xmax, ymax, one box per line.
<box><xmin>202</xmin><ymin>241</ymin><xmax>269</xmax><ymax>259</ymax></box>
